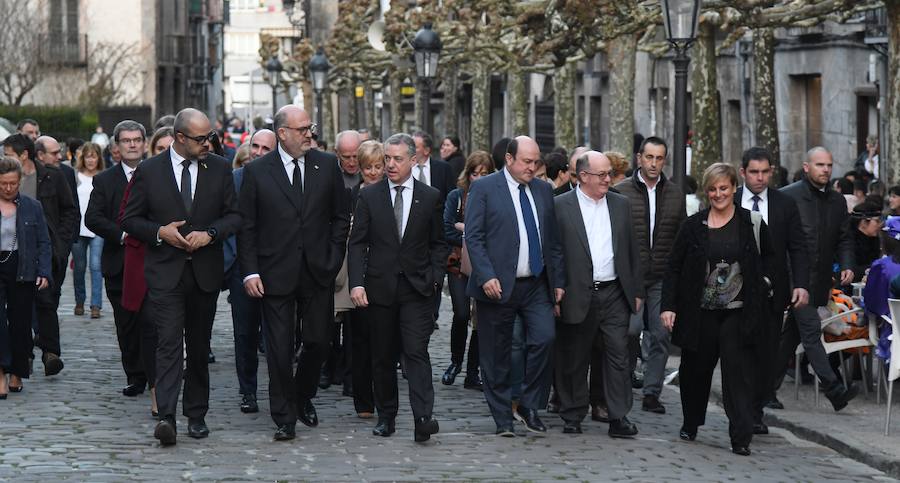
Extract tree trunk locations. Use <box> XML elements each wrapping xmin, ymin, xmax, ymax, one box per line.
<box><xmin>389</xmin><ymin>69</ymin><xmax>403</xmax><ymax>135</ymax></box>
<box><xmin>470</xmin><ymin>62</ymin><xmax>491</xmax><ymax>152</ymax></box>
<box><xmin>508</xmin><ymin>66</ymin><xmax>528</xmax><ymax>135</ymax></box>
<box><xmin>323</xmin><ymin>89</ymin><xmax>336</xmax><ymax>146</ymax></box>
<box><xmin>346</xmin><ymin>85</ymin><xmax>359</xmax><ymax>132</ymax></box>
<box><xmin>443</xmin><ymin>69</ymin><xmax>458</xmax><ymax>138</ymax></box>
<box><xmin>363</xmin><ymin>81</ymin><xmax>379</xmax><ymax>140</ymax></box>
<box><xmin>690</xmin><ymin>21</ymin><xmax>722</xmax><ymax>176</ymax></box>
<box><xmin>554</xmin><ymin>59</ymin><xmax>576</xmax><ymax>152</ymax></box>
<box><xmin>607</xmin><ymin>33</ymin><xmax>637</xmax><ymax>154</ymax></box>
<box><xmin>887</xmin><ymin>0</ymin><xmax>900</xmax><ymax>183</ymax></box>
<box><xmin>753</xmin><ymin>27</ymin><xmax>782</xmax><ymax>182</ymax></box>
<box><xmin>415</xmin><ymin>78</ymin><xmax>428</xmax><ymax>133</ymax></box>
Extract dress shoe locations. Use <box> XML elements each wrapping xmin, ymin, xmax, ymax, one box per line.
<box><xmin>641</xmin><ymin>394</ymin><xmax>666</xmax><ymax>414</ymax></box>
<box><xmin>8</xmin><ymin>374</ymin><xmax>22</xmax><ymax>393</ymax></box>
<box><xmin>90</xmin><ymin>306</ymin><xmax>101</xmax><ymax>319</ymax></box>
<box><xmin>74</xmin><ymin>303</ymin><xmax>84</xmax><ymax>316</ymax></box>
<box><xmin>318</xmin><ymin>371</ymin><xmax>331</xmax><ymax>390</ymax></box>
<box><xmin>274</xmin><ymin>423</ymin><xmax>296</xmax><ymax>441</ymax></box>
<box><xmin>679</xmin><ymin>426</ymin><xmax>697</xmax><ymax>441</ymax></box>
<box><xmin>207</xmin><ymin>350</ymin><xmax>216</xmax><ymax>364</ymax></box>
<box><xmin>753</xmin><ymin>422</ymin><xmax>769</xmax><ymax>435</ymax></box>
<box><xmin>154</xmin><ymin>417</ymin><xmax>177</xmax><ymax>446</ymax></box>
<box><xmin>517</xmin><ymin>407</ymin><xmax>546</xmax><ymax>433</ymax></box>
<box><xmin>562</xmin><ymin>421</ymin><xmax>582</xmax><ymax>434</ymax></box>
<box><xmin>342</xmin><ymin>381</ymin><xmax>354</xmax><ymax>398</ymax></box>
<box><xmin>631</xmin><ymin>372</ymin><xmax>644</xmax><ymax>389</ymax></box>
<box><xmin>357</xmin><ymin>411</ymin><xmax>375</xmax><ymax>419</ymax></box>
<box><xmin>826</xmin><ymin>383</ymin><xmax>859</xmax><ymax>412</ymax></box>
<box><xmin>414</xmin><ymin>415</ymin><xmax>439</xmax><ymax>442</ymax></box>
<box><xmin>463</xmin><ymin>373</ymin><xmax>483</xmax><ymax>391</ymax></box>
<box><xmin>608</xmin><ymin>417</ymin><xmax>638</xmax><ymax>438</ymax></box>
<box><xmin>187</xmin><ymin>418</ymin><xmax>209</xmax><ymax>439</ymax></box>
<box><xmin>546</xmin><ymin>401</ymin><xmax>560</xmax><ymax>414</ymax></box>
<box><xmin>122</xmin><ymin>383</ymin><xmax>145</xmax><ymax>397</ymax></box>
<box><xmin>372</xmin><ymin>418</ymin><xmax>396</xmax><ymax>437</ymax></box>
<box><xmin>495</xmin><ymin>424</ymin><xmax>515</xmax><ymax>437</ymax></box>
<box><xmin>42</xmin><ymin>352</ymin><xmax>64</xmax><ymax>376</ymax></box>
<box><xmin>240</xmin><ymin>393</ymin><xmax>259</xmax><ymax>413</ymax></box>
<box><xmin>297</xmin><ymin>399</ymin><xmax>319</xmax><ymax>427</ymax></box>
<box><xmin>764</xmin><ymin>398</ymin><xmax>784</xmax><ymax>410</ymax></box>
<box><xmin>591</xmin><ymin>405</ymin><xmax>610</xmax><ymax>423</ymax></box>
<box><xmin>441</xmin><ymin>362</ymin><xmax>461</xmax><ymax>385</ymax></box>
<box><xmin>732</xmin><ymin>445</ymin><xmax>751</xmax><ymax>456</ymax></box>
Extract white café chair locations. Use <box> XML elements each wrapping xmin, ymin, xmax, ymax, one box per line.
<box><xmin>881</xmin><ymin>299</ymin><xmax>900</xmax><ymax>435</ymax></box>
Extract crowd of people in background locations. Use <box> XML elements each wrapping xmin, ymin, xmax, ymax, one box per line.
<box><xmin>1</xmin><ymin>108</ymin><xmax>900</xmax><ymax>458</ymax></box>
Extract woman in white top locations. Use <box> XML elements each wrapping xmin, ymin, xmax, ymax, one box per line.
<box><xmin>72</xmin><ymin>142</ymin><xmax>105</xmax><ymax>318</ymax></box>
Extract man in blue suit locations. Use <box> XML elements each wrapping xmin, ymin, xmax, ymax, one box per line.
<box><xmin>464</xmin><ymin>135</ymin><xmax>566</xmax><ymax>436</ymax></box>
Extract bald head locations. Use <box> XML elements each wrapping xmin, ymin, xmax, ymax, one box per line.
<box><xmin>249</xmin><ymin>129</ymin><xmax>276</xmax><ymax>160</ymax></box>
<box><xmin>336</xmin><ymin>130</ymin><xmax>362</xmax><ymax>175</ymax></box>
<box><xmin>172</xmin><ymin>108</ymin><xmax>212</xmax><ymax>160</ymax></box>
<box><xmin>505</xmin><ymin>136</ymin><xmax>541</xmax><ymax>184</ymax></box>
<box><xmin>35</xmin><ymin>135</ymin><xmax>62</xmax><ymax>166</ymax></box>
<box><xmin>568</xmin><ymin>146</ymin><xmax>588</xmax><ymax>179</ymax></box>
<box><xmin>576</xmin><ymin>150</ymin><xmax>612</xmax><ymax>200</ymax></box>
<box><xmin>274</xmin><ymin>105</ymin><xmax>314</xmax><ymax>158</ymax></box>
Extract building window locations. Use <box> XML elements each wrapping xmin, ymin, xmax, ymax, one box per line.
<box><xmin>45</xmin><ymin>0</ymin><xmax>85</xmax><ymax>65</ymax></box>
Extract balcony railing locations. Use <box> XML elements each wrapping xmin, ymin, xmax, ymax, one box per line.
<box><xmin>39</xmin><ymin>32</ymin><xmax>87</xmax><ymax>67</ymax></box>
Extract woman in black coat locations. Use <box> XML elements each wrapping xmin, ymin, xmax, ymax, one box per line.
<box><xmin>660</xmin><ymin>162</ymin><xmax>773</xmax><ymax>456</ymax></box>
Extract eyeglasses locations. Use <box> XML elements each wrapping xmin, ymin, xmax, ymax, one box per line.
<box><xmin>282</xmin><ymin>123</ymin><xmax>318</xmax><ymax>136</ymax></box>
<box><xmin>582</xmin><ymin>170</ymin><xmax>611</xmax><ymax>179</ymax></box>
<box><xmin>178</xmin><ymin>131</ymin><xmax>217</xmax><ymax>144</ymax></box>
<box><xmin>118</xmin><ymin>137</ymin><xmax>144</xmax><ymax>145</ymax></box>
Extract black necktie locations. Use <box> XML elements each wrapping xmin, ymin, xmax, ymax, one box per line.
<box><xmin>751</xmin><ymin>194</ymin><xmax>761</xmax><ymax>212</ymax></box>
<box><xmin>180</xmin><ymin>160</ymin><xmax>192</xmax><ymax>212</ymax></box>
<box><xmin>292</xmin><ymin>158</ymin><xmax>303</xmax><ymax>197</ymax></box>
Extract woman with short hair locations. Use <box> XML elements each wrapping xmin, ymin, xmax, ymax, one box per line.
<box><xmin>72</xmin><ymin>142</ymin><xmax>106</xmax><ymax>318</ymax></box>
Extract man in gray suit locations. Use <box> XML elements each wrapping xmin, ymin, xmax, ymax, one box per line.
<box><xmin>554</xmin><ymin>151</ymin><xmax>644</xmax><ymax>438</ymax></box>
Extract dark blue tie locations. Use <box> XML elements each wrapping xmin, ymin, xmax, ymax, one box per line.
<box><xmin>751</xmin><ymin>194</ymin><xmax>760</xmax><ymax>212</ymax></box>
<box><xmin>518</xmin><ymin>184</ymin><xmax>543</xmax><ymax>276</ymax></box>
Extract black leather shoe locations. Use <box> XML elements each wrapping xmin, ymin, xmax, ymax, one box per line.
<box><xmin>414</xmin><ymin>415</ymin><xmax>439</xmax><ymax>442</ymax></box>
<box><xmin>764</xmin><ymin>398</ymin><xmax>784</xmax><ymax>410</ymax></box>
<box><xmin>123</xmin><ymin>383</ymin><xmax>145</xmax><ymax>397</ymax></box>
<box><xmin>517</xmin><ymin>407</ymin><xmax>546</xmax><ymax>433</ymax></box>
<box><xmin>274</xmin><ymin>423</ymin><xmax>296</xmax><ymax>441</ymax></box>
<box><xmin>495</xmin><ymin>424</ymin><xmax>515</xmax><ymax>437</ymax></box>
<box><xmin>679</xmin><ymin>426</ymin><xmax>697</xmax><ymax>441</ymax></box>
<box><xmin>42</xmin><ymin>352</ymin><xmax>64</xmax><ymax>376</ymax></box>
<box><xmin>609</xmin><ymin>417</ymin><xmax>638</xmax><ymax>438</ymax></box>
<box><xmin>562</xmin><ymin>421</ymin><xmax>582</xmax><ymax>434</ymax></box>
<box><xmin>297</xmin><ymin>399</ymin><xmax>319</xmax><ymax>427</ymax></box>
<box><xmin>631</xmin><ymin>373</ymin><xmax>644</xmax><ymax>389</ymax></box>
<box><xmin>641</xmin><ymin>395</ymin><xmax>666</xmax><ymax>414</ymax></box>
<box><xmin>441</xmin><ymin>362</ymin><xmax>461</xmax><ymax>385</ymax></box>
<box><xmin>187</xmin><ymin>418</ymin><xmax>209</xmax><ymax>439</ymax></box>
<box><xmin>546</xmin><ymin>401</ymin><xmax>559</xmax><ymax>414</ymax></box>
<box><xmin>372</xmin><ymin>418</ymin><xmax>396</xmax><ymax>437</ymax></box>
<box><xmin>463</xmin><ymin>373</ymin><xmax>483</xmax><ymax>391</ymax></box>
<box><xmin>826</xmin><ymin>383</ymin><xmax>859</xmax><ymax>412</ymax></box>
<box><xmin>318</xmin><ymin>371</ymin><xmax>331</xmax><ymax>390</ymax></box>
<box><xmin>154</xmin><ymin>417</ymin><xmax>177</xmax><ymax>446</ymax></box>
<box><xmin>753</xmin><ymin>422</ymin><xmax>769</xmax><ymax>435</ymax></box>
<box><xmin>240</xmin><ymin>394</ymin><xmax>259</xmax><ymax>413</ymax></box>
<box><xmin>207</xmin><ymin>351</ymin><xmax>215</xmax><ymax>364</ymax></box>
<box><xmin>591</xmin><ymin>405</ymin><xmax>609</xmax><ymax>423</ymax></box>
<box><xmin>732</xmin><ymin>445</ymin><xmax>751</xmax><ymax>456</ymax></box>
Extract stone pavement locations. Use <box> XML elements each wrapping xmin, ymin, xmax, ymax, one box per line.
<box><xmin>0</xmin><ymin>277</ymin><xmax>895</xmax><ymax>481</ymax></box>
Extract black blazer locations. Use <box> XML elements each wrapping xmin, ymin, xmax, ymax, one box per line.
<box><xmin>120</xmin><ymin>149</ymin><xmax>241</xmax><ymax>293</ymax></box>
<box><xmin>237</xmin><ymin>147</ymin><xmax>350</xmax><ymax>295</ymax></box>
<box><xmin>735</xmin><ymin>187</ymin><xmax>809</xmax><ymax>313</ymax></box>
<box><xmin>347</xmin><ymin>178</ymin><xmax>449</xmax><ymax>305</ymax></box>
<box><xmin>33</xmin><ymin>161</ymin><xmax>79</xmax><ymax>261</ymax></box>
<box><xmin>84</xmin><ymin>163</ymin><xmax>130</xmax><ymax>278</ymax></box>
<box><xmin>426</xmin><ymin>158</ymin><xmax>457</xmax><ymax>205</ymax></box>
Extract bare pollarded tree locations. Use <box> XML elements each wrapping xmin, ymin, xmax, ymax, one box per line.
<box><xmin>0</xmin><ymin>0</ymin><xmax>44</xmax><ymax>106</ymax></box>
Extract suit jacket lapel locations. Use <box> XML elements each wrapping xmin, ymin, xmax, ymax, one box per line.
<box><xmin>497</xmin><ymin>173</ymin><xmax>519</xmax><ymax>242</ymax></box>
<box><xmin>565</xmin><ymin>192</ymin><xmax>592</xmax><ymax>260</ymax></box>
<box><xmin>377</xmin><ymin>180</ymin><xmax>401</xmax><ymax>245</ymax></box>
<box><xmin>267</xmin><ymin>155</ymin><xmax>302</xmax><ymax>213</ymax></box>
<box><xmin>608</xmin><ymin>195</ymin><xmax>623</xmax><ymax>259</ymax></box>
<box><xmin>161</xmin><ymin>149</ymin><xmax>188</xmax><ymax>219</ymax></box>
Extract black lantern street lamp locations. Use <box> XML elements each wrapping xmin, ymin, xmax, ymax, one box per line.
<box><xmin>309</xmin><ymin>47</ymin><xmax>331</xmax><ymax>134</ymax></box>
<box><xmin>412</xmin><ymin>23</ymin><xmax>442</xmax><ymax>135</ymax></box>
<box><xmin>660</xmin><ymin>0</ymin><xmax>701</xmax><ymax>188</ymax></box>
<box><xmin>282</xmin><ymin>0</ymin><xmax>305</xmax><ymax>30</ymax></box>
<box><xmin>265</xmin><ymin>54</ymin><xmax>284</xmax><ymax>118</ymax></box>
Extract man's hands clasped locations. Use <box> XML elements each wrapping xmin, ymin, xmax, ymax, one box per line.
<box><xmin>159</xmin><ymin>220</ymin><xmax>212</xmax><ymax>252</ymax></box>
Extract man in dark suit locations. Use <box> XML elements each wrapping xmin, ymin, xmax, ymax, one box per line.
<box><xmin>121</xmin><ymin>108</ymin><xmax>241</xmax><ymax>445</ymax></box>
<box><xmin>1</xmin><ymin>133</ymin><xmax>78</xmax><ymax>376</ymax></box>
<box><xmin>85</xmin><ymin>120</ymin><xmax>156</xmax><ymax>398</ymax></box>
<box><xmin>554</xmin><ymin>151</ymin><xmax>644</xmax><ymax>438</ymax></box>
<box><xmin>35</xmin><ymin>136</ymin><xmax>78</xmax><ymax>214</ymax></box>
<box><xmin>734</xmin><ymin>147</ymin><xmax>810</xmax><ymax>432</ymax></box>
<box><xmin>553</xmin><ymin>147</ymin><xmax>587</xmax><ymax>196</ymax></box>
<box><xmin>464</xmin><ymin>135</ymin><xmax>566</xmax><ymax>436</ymax></box>
<box><xmin>348</xmin><ymin>132</ymin><xmax>447</xmax><ymax>442</ymax></box>
<box><xmin>238</xmin><ymin>106</ymin><xmax>350</xmax><ymax>441</ymax></box>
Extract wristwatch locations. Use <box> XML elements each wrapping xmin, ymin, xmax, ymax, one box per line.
<box><xmin>206</xmin><ymin>227</ymin><xmax>218</xmax><ymax>241</ymax></box>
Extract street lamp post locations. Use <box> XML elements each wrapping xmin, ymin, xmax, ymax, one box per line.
<box><xmin>660</xmin><ymin>0</ymin><xmax>701</xmax><ymax>188</ymax></box>
<box><xmin>265</xmin><ymin>55</ymin><xmax>283</xmax><ymax>118</ymax></box>
<box><xmin>412</xmin><ymin>23</ymin><xmax>442</xmax><ymax>135</ymax></box>
<box><xmin>309</xmin><ymin>47</ymin><xmax>331</xmax><ymax>136</ymax></box>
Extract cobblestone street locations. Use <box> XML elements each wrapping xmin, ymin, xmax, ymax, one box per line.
<box><xmin>0</xmin><ymin>279</ymin><xmax>895</xmax><ymax>481</ymax></box>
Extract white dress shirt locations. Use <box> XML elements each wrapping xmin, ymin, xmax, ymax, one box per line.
<box><xmin>278</xmin><ymin>143</ymin><xmax>305</xmax><ymax>189</ymax></box>
<box><xmin>170</xmin><ymin>146</ymin><xmax>198</xmax><ymax>198</ymax></box>
<box><xmin>576</xmin><ymin>187</ymin><xmax>617</xmax><ymax>281</ymax></box>
<box><xmin>740</xmin><ymin>185</ymin><xmax>769</xmax><ymax>224</ymax></box>
<box><xmin>504</xmin><ymin>168</ymin><xmax>541</xmax><ymax>278</ymax></box>
<box><xmin>637</xmin><ymin>170</ymin><xmax>657</xmax><ymax>248</ymax></box>
<box><xmin>388</xmin><ymin>175</ymin><xmax>415</xmax><ymax>238</ymax></box>
<box><xmin>415</xmin><ymin>158</ymin><xmax>432</xmax><ymax>186</ymax></box>
<box><xmin>866</xmin><ymin>154</ymin><xmax>879</xmax><ymax>179</ymax></box>
<box><xmin>122</xmin><ymin>162</ymin><xmax>137</xmax><ymax>183</ymax></box>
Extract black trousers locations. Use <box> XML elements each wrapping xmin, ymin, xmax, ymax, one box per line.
<box><xmin>350</xmin><ymin>308</ymin><xmax>375</xmax><ymax>413</ymax></box>
<box><xmin>367</xmin><ymin>276</ymin><xmax>435</xmax><ymax>420</ymax></box>
<box><xmin>260</xmin><ymin>256</ymin><xmax>334</xmax><ymax>426</ymax></box>
<box><xmin>555</xmin><ymin>282</ymin><xmax>632</xmax><ymax>423</ymax></box>
<box><xmin>34</xmin><ymin>254</ymin><xmax>66</xmax><ymax>356</ymax></box>
<box><xmin>0</xmin><ymin>252</ymin><xmax>36</xmax><ymax>378</ymax></box>
<box><xmin>447</xmin><ymin>273</ymin><xmax>479</xmax><ymax>374</ymax></box>
<box><xmin>679</xmin><ymin>308</ymin><xmax>755</xmax><ymax>447</ymax></box>
<box><xmin>227</xmin><ymin>267</ymin><xmax>262</xmax><ymax>396</ymax></box>
<box><xmin>106</xmin><ymin>273</ymin><xmax>149</xmax><ymax>386</ymax></box>
<box><xmin>773</xmin><ymin>304</ymin><xmax>839</xmax><ymax>392</ymax></box>
<box><xmin>753</xmin><ymin>305</ymin><xmax>784</xmax><ymax>422</ymax></box>
<box><xmin>323</xmin><ymin>312</ymin><xmax>351</xmax><ymax>385</ymax></box>
<box><xmin>148</xmin><ymin>262</ymin><xmax>218</xmax><ymax>419</ymax></box>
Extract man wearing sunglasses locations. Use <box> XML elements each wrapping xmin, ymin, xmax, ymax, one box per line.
<box><xmin>121</xmin><ymin>108</ymin><xmax>241</xmax><ymax>446</ymax></box>
<box><xmin>237</xmin><ymin>105</ymin><xmax>350</xmax><ymax>441</ymax></box>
